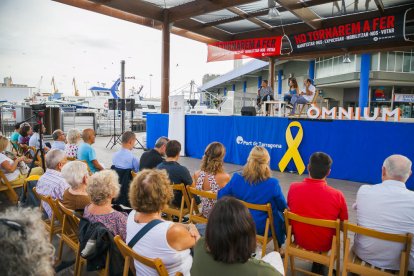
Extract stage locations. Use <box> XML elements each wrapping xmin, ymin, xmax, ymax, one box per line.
<box><xmin>147</xmin><ymin>114</ymin><xmax>414</xmax><ymax>190</ymax></box>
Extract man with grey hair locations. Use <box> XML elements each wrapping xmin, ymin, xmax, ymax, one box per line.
<box><xmin>51</xmin><ymin>129</ymin><xmax>66</xmax><ymax>150</ymax></box>
<box><xmin>139</xmin><ymin>136</ymin><xmax>169</xmax><ymax>171</ymax></box>
<box><xmin>353</xmin><ymin>154</ymin><xmax>413</xmax><ymax>272</ymax></box>
<box><xmin>36</xmin><ymin>149</ymin><xmax>69</xmax><ymax>218</ymax></box>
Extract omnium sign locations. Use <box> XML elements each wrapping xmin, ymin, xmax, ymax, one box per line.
<box><xmin>307</xmin><ymin>106</ymin><xmax>401</xmax><ymax>122</ymax></box>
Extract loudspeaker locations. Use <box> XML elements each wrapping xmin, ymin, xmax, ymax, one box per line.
<box><xmin>241</xmin><ymin>106</ymin><xmax>256</xmax><ymax>116</ymax></box>
<box><xmin>117</xmin><ymin>99</ymin><xmax>126</xmax><ymax>111</ymax></box>
<box><xmin>108</xmin><ymin>99</ymin><xmax>117</xmax><ymax>110</ymax></box>
<box><xmin>126</xmin><ymin>98</ymin><xmax>135</xmax><ymax>111</ymax></box>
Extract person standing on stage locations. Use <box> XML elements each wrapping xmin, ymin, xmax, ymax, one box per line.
<box><xmin>258</xmin><ymin>80</ymin><xmax>274</xmax><ymax>115</ymax></box>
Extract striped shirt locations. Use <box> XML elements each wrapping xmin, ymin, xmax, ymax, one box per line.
<box><xmin>36</xmin><ymin>169</ymin><xmax>70</xmax><ymax>218</ymax></box>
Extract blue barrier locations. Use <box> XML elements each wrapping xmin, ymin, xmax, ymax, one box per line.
<box><xmin>146</xmin><ymin>114</ymin><xmax>414</xmax><ymax>190</ymax></box>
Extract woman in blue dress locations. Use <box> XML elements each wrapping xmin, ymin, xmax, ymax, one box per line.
<box><xmin>284</xmin><ymin>78</ymin><xmax>298</xmax><ymax>102</ymax></box>
<box><xmin>218</xmin><ymin>146</ymin><xmax>287</xmax><ymax>246</ymax></box>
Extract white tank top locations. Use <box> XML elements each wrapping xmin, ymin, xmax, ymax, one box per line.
<box><xmin>126</xmin><ymin>211</ymin><xmax>192</xmax><ymax>276</ymax></box>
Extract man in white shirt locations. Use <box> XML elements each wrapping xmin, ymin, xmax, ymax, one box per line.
<box><xmin>353</xmin><ymin>154</ymin><xmax>413</xmax><ymax>272</ymax></box>
<box><xmin>287</xmin><ymin>78</ymin><xmax>316</xmax><ymax>115</ymax></box>
<box><xmin>51</xmin><ymin>129</ymin><xmax>66</xmax><ymax>151</ymax></box>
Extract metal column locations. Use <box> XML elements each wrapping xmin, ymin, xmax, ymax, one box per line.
<box><xmin>359</xmin><ymin>54</ymin><xmax>371</xmax><ymax>115</ymax></box>
<box><xmin>161</xmin><ymin>11</ymin><xmax>170</xmax><ymax>113</ymax></box>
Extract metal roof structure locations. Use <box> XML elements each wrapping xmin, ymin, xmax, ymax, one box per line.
<box><xmin>55</xmin><ymin>0</ymin><xmax>414</xmax><ymax>58</ymax></box>
<box><xmin>53</xmin><ymin>0</ymin><xmax>414</xmax><ymax>112</ymax></box>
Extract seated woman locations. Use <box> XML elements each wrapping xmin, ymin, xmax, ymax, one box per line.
<box><xmin>193</xmin><ymin>142</ymin><xmax>230</xmax><ymax>218</ymax></box>
<box><xmin>84</xmin><ymin>170</ymin><xmax>127</xmax><ymax>240</ymax></box>
<box><xmin>10</xmin><ymin>122</ymin><xmax>21</xmax><ymax>143</ymax></box>
<box><xmin>18</xmin><ymin>123</ymin><xmax>32</xmax><ymax>154</ymax></box>
<box><xmin>284</xmin><ymin>78</ymin><xmax>298</xmax><ymax>102</ymax></box>
<box><xmin>127</xmin><ymin>169</ymin><xmax>199</xmax><ymax>276</ymax></box>
<box><xmin>191</xmin><ymin>197</ymin><xmax>283</xmax><ymax>276</ymax></box>
<box><xmin>61</xmin><ymin>161</ymin><xmax>91</xmax><ymax>210</ymax></box>
<box><xmin>218</xmin><ymin>146</ymin><xmax>287</xmax><ymax>247</ymax></box>
<box><xmin>0</xmin><ymin>136</ymin><xmax>43</xmax><ymax>186</ymax></box>
<box><xmin>64</xmin><ymin>128</ymin><xmax>81</xmax><ymax>159</ymax></box>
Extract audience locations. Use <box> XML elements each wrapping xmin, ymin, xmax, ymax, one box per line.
<box><xmin>218</xmin><ymin>146</ymin><xmax>287</xmax><ymax>247</ymax></box>
<box><xmin>353</xmin><ymin>154</ymin><xmax>413</xmax><ymax>272</ymax></box>
<box><xmin>61</xmin><ymin>160</ymin><xmax>91</xmax><ymax>210</ymax></box>
<box><xmin>51</xmin><ymin>129</ymin><xmax>66</xmax><ymax>150</ymax></box>
<box><xmin>18</xmin><ymin>123</ymin><xmax>32</xmax><ymax>145</ymax></box>
<box><xmin>287</xmin><ymin>152</ymin><xmax>347</xmax><ymax>273</ymax></box>
<box><xmin>139</xmin><ymin>136</ymin><xmax>168</xmax><ymax>170</ymax></box>
<box><xmin>127</xmin><ymin>169</ymin><xmax>199</xmax><ymax>276</ymax></box>
<box><xmin>77</xmin><ymin>128</ymin><xmax>103</xmax><ymax>173</ymax></box>
<box><xmin>84</xmin><ymin>170</ymin><xmax>127</xmax><ymax>240</ymax></box>
<box><xmin>191</xmin><ymin>197</ymin><xmax>283</xmax><ymax>276</ymax></box>
<box><xmin>36</xmin><ymin>149</ymin><xmax>69</xmax><ymax>218</ymax></box>
<box><xmin>10</xmin><ymin>122</ymin><xmax>21</xmax><ymax>143</ymax></box>
<box><xmin>0</xmin><ymin>136</ymin><xmax>43</xmax><ymax>186</ymax></box>
<box><xmin>112</xmin><ymin>131</ymin><xmax>139</xmax><ymax>172</ymax></box>
<box><xmin>29</xmin><ymin>124</ymin><xmax>50</xmax><ymax>151</ymax></box>
<box><xmin>65</xmin><ymin>128</ymin><xmax>81</xmax><ymax>159</ymax></box>
<box><xmin>157</xmin><ymin>140</ymin><xmax>194</xmax><ymax>208</ymax></box>
<box><xmin>193</xmin><ymin>142</ymin><xmax>230</xmax><ymax>219</ymax></box>
<box><xmin>0</xmin><ymin>207</ymin><xmax>55</xmax><ymax>276</ymax></box>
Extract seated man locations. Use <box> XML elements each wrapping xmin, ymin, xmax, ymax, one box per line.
<box><xmin>287</xmin><ymin>152</ymin><xmax>348</xmax><ymax>272</ymax></box>
<box><xmin>10</xmin><ymin>122</ymin><xmax>21</xmax><ymax>143</ymax></box>
<box><xmin>288</xmin><ymin>78</ymin><xmax>315</xmax><ymax>115</ymax></box>
<box><xmin>156</xmin><ymin>140</ymin><xmax>194</xmax><ymax>208</ymax></box>
<box><xmin>36</xmin><ymin>149</ymin><xmax>69</xmax><ymax>218</ymax></box>
<box><xmin>77</xmin><ymin>128</ymin><xmax>103</xmax><ymax>173</ymax></box>
<box><xmin>51</xmin><ymin>129</ymin><xmax>66</xmax><ymax>150</ymax></box>
<box><xmin>139</xmin><ymin>136</ymin><xmax>169</xmax><ymax>171</ymax></box>
<box><xmin>258</xmin><ymin>80</ymin><xmax>274</xmax><ymax>115</ymax></box>
<box><xmin>353</xmin><ymin>155</ymin><xmax>413</xmax><ymax>272</ymax></box>
<box><xmin>112</xmin><ymin>131</ymin><xmax>139</xmax><ymax>172</ymax></box>
<box><xmin>28</xmin><ymin>124</ymin><xmax>50</xmax><ymax>153</ymax></box>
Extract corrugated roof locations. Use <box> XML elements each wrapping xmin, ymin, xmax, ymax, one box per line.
<box><xmin>199</xmin><ymin>59</ymin><xmax>268</xmax><ymax>91</ymax></box>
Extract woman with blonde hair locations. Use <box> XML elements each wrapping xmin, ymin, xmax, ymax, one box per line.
<box><xmin>192</xmin><ymin>142</ymin><xmax>230</xmax><ymax>219</ymax></box>
<box><xmin>0</xmin><ymin>136</ymin><xmax>42</xmax><ymax>186</ymax></box>
<box><xmin>218</xmin><ymin>146</ymin><xmax>287</xmax><ymax>246</ymax></box>
<box><xmin>64</xmin><ymin>128</ymin><xmax>81</xmax><ymax>159</ymax></box>
<box><xmin>83</xmin><ymin>170</ymin><xmax>127</xmax><ymax>240</ymax></box>
<box><xmin>127</xmin><ymin>169</ymin><xmax>199</xmax><ymax>276</ymax></box>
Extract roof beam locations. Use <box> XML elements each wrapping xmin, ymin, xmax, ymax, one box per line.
<box><xmin>174</xmin><ymin>19</ymin><xmax>232</xmax><ymax>42</ymax></box>
<box><xmin>168</xmin><ymin>0</ymin><xmax>258</xmax><ymax>22</ymax></box>
<box><xmin>226</xmin><ymin>7</ymin><xmax>273</xmax><ymax>31</ymax></box>
<box><xmin>373</xmin><ymin>0</ymin><xmax>385</xmax><ymax>14</ymax></box>
<box><xmin>276</xmin><ymin>0</ymin><xmax>322</xmax><ymax>30</ymax></box>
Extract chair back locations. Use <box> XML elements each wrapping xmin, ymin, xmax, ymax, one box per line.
<box><xmin>58</xmin><ymin>200</ymin><xmax>80</xmax><ymax>236</ymax></box>
<box><xmin>20</xmin><ymin>175</ymin><xmax>41</xmax><ymax>207</ymax></box>
<box><xmin>186</xmin><ymin>186</ymin><xmax>217</xmax><ymax>224</ymax></box>
<box><xmin>114</xmin><ymin>235</ymin><xmax>170</xmax><ymax>276</ymax></box>
<box><xmin>67</xmin><ymin>157</ymin><xmax>76</xmax><ymax>161</ymax></box>
<box><xmin>284</xmin><ymin>210</ymin><xmax>340</xmax><ymax>276</ymax></box>
<box><xmin>238</xmin><ymin>200</ymin><xmax>279</xmax><ymax>256</ymax></box>
<box><xmin>162</xmin><ymin>184</ymin><xmax>191</xmax><ymax>222</ymax></box>
<box><xmin>10</xmin><ymin>141</ymin><xmax>23</xmax><ymax>155</ymax></box>
<box><xmin>0</xmin><ymin>170</ymin><xmax>20</xmax><ymax>203</ymax></box>
<box><xmin>342</xmin><ymin>221</ymin><xmax>412</xmax><ymax>276</ymax></box>
<box><xmin>32</xmin><ymin>186</ymin><xmax>48</xmax><ymax>214</ymax></box>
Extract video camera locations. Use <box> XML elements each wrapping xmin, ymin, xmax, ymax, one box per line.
<box><xmin>30</xmin><ymin>103</ymin><xmax>46</xmax><ymax>112</ymax></box>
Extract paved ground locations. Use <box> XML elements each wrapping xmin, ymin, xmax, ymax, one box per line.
<box><xmin>0</xmin><ymin>134</ymin><xmax>366</xmax><ymax>275</ymax></box>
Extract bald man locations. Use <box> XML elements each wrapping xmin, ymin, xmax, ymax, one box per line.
<box><xmin>77</xmin><ymin>128</ymin><xmax>103</xmax><ymax>173</ymax></box>
<box><xmin>353</xmin><ymin>155</ymin><xmax>413</xmax><ymax>272</ymax></box>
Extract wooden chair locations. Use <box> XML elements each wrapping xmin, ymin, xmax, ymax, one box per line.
<box><xmin>67</xmin><ymin>157</ymin><xmax>76</xmax><ymax>161</ymax></box>
<box><xmin>131</xmin><ymin>171</ymin><xmax>137</xmax><ymax>178</ymax></box>
<box><xmin>186</xmin><ymin>186</ymin><xmax>216</xmax><ymax>224</ymax></box>
<box><xmin>238</xmin><ymin>200</ymin><xmax>279</xmax><ymax>257</ymax></box>
<box><xmin>162</xmin><ymin>184</ymin><xmax>191</xmax><ymax>223</ymax></box>
<box><xmin>0</xmin><ymin>170</ymin><xmax>21</xmax><ymax>204</ymax></box>
<box><xmin>283</xmin><ymin>210</ymin><xmax>340</xmax><ymax>276</ymax></box>
<box><xmin>342</xmin><ymin>221</ymin><xmax>412</xmax><ymax>276</ymax></box>
<box><xmin>10</xmin><ymin>141</ymin><xmax>23</xmax><ymax>156</ymax></box>
<box><xmin>32</xmin><ymin>187</ymin><xmax>62</xmax><ymax>242</ymax></box>
<box><xmin>22</xmin><ymin>174</ymin><xmax>41</xmax><ymax>200</ymax></box>
<box><xmin>114</xmin><ymin>235</ymin><xmax>182</xmax><ymax>276</ymax></box>
<box><xmin>57</xmin><ymin>201</ymin><xmax>85</xmax><ymax>276</ymax></box>
<box><xmin>298</xmin><ymin>90</ymin><xmax>319</xmax><ymax>116</ymax></box>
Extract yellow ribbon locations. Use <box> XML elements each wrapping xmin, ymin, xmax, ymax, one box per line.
<box><xmin>278</xmin><ymin>121</ymin><xmax>305</xmax><ymax>175</ymax></box>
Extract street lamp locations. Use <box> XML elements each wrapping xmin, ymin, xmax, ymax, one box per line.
<box><xmin>149</xmin><ymin>74</ymin><xmax>153</xmax><ymax>98</ymax></box>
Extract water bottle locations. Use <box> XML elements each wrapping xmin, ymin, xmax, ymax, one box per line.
<box><xmin>267</xmin><ymin>95</ymin><xmax>270</xmax><ymax>101</ymax></box>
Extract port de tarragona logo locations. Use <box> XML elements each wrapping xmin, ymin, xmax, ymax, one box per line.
<box><xmin>235</xmin><ymin>136</ymin><xmax>282</xmax><ymax>150</ymax></box>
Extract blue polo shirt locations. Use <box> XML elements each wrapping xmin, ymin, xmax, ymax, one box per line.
<box><xmin>112</xmin><ymin>148</ymin><xmax>139</xmax><ymax>172</ymax></box>
<box><xmin>77</xmin><ymin>142</ymin><xmax>98</xmax><ymax>173</ymax></box>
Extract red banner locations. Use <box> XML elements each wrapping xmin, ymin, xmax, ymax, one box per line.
<box><xmin>207</xmin><ymin>36</ymin><xmax>282</xmax><ymax>62</ymax></box>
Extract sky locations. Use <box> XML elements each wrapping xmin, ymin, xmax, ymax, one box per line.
<box><xmin>0</xmin><ymin>0</ymin><xmax>235</xmax><ymax>98</ymax></box>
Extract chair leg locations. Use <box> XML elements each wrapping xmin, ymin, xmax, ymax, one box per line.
<box><xmin>57</xmin><ymin>237</ymin><xmax>64</xmax><ymax>262</ymax></box>
<box><xmin>74</xmin><ymin>245</ymin><xmax>82</xmax><ymax>276</ymax></box>
<box><xmin>290</xmin><ymin>256</ymin><xmax>295</xmax><ymax>276</ymax></box>
<box><xmin>283</xmin><ymin>251</ymin><xmax>289</xmax><ymax>276</ymax></box>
